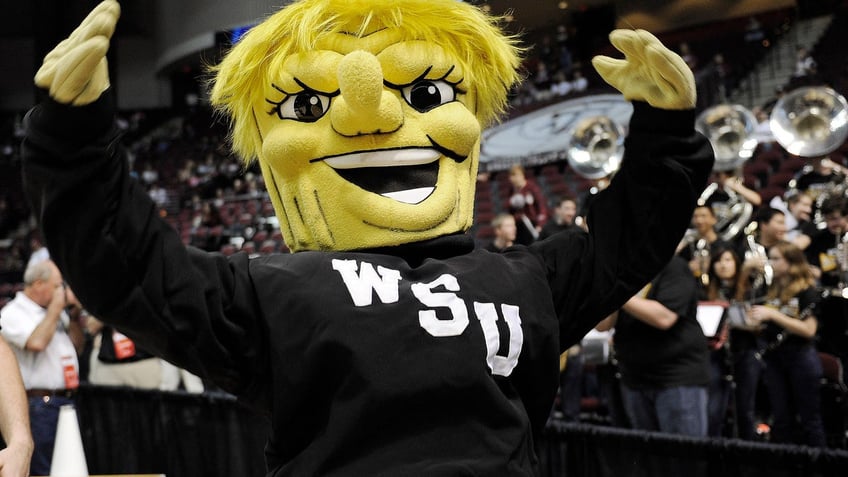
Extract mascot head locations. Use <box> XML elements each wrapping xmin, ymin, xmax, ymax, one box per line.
<box><xmin>210</xmin><ymin>0</ymin><xmax>522</xmax><ymax>251</ymax></box>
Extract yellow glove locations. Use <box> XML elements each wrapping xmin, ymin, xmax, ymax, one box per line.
<box><xmin>34</xmin><ymin>0</ymin><xmax>121</xmax><ymax>106</ymax></box>
<box><xmin>591</xmin><ymin>29</ymin><xmax>695</xmax><ymax>110</ymax></box>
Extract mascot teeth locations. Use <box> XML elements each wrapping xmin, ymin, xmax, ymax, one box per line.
<box><xmin>324</xmin><ymin>149</ymin><xmax>440</xmax><ymax>169</ymax></box>
<box><xmin>325</xmin><ymin>148</ymin><xmax>440</xmax><ymax>204</ymax></box>
<box><xmin>381</xmin><ymin>187</ymin><xmax>435</xmax><ymax>204</ymax></box>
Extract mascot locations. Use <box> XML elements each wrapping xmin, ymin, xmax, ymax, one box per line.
<box><xmin>22</xmin><ymin>0</ymin><xmax>713</xmax><ymax>475</ymax></box>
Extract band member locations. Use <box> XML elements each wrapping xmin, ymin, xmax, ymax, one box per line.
<box><xmin>749</xmin><ymin>241</ymin><xmax>826</xmax><ymax>446</ymax></box>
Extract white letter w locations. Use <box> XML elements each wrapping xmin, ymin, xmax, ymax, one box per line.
<box><xmin>331</xmin><ymin>259</ymin><xmax>402</xmax><ymax>306</ymax></box>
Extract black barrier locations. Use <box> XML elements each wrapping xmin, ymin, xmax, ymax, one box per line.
<box><xmin>540</xmin><ymin>420</ymin><xmax>848</xmax><ymax>477</ymax></box>
<box><xmin>73</xmin><ymin>385</ymin><xmax>848</xmax><ymax>477</ymax></box>
<box><xmin>75</xmin><ymin>384</ymin><xmax>270</xmax><ymax>477</ymax></box>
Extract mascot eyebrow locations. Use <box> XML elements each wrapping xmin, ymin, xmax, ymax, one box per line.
<box><xmin>383</xmin><ymin>65</ymin><xmax>466</xmax><ymax>93</ymax></box>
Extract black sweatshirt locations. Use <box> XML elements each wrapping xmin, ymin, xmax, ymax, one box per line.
<box><xmin>21</xmin><ymin>93</ymin><xmax>713</xmax><ymax>476</ymax></box>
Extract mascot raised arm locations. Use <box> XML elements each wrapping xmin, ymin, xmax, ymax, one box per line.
<box><xmin>22</xmin><ymin>0</ymin><xmax>713</xmax><ymax>475</ymax></box>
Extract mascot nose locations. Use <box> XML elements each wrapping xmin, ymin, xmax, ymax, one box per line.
<box><xmin>333</xmin><ymin>51</ymin><xmax>403</xmax><ymax>135</ymax></box>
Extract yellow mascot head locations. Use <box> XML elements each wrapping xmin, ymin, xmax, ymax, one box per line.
<box><xmin>210</xmin><ymin>0</ymin><xmax>522</xmax><ymax>252</ymax></box>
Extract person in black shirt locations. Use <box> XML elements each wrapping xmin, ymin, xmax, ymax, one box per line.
<box><xmin>597</xmin><ymin>256</ymin><xmax>710</xmax><ymax>436</ymax></box>
<box><xmin>804</xmin><ymin>195</ymin><xmax>848</xmax><ymax>289</ymax></box>
<box><xmin>539</xmin><ymin>196</ymin><xmax>579</xmax><ymax>240</ymax></box>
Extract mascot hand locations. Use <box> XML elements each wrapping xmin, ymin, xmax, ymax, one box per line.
<box><xmin>34</xmin><ymin>0</ymin><xmax>121</xmax><ymax>106</ymax></box>
<box><xmin>591</xmin><ymin>29</ymin><xmax>695</xmax><ymax>110</ymax></box>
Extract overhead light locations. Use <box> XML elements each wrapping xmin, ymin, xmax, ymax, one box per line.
<box><xmin>559</xmin><ymin>1</ymin><xmax>569</xmax><ymax>9</ymax></box>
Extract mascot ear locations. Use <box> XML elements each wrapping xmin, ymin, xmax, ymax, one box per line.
<box><xmin>591</xmin><ymin>29</ymin><xmax>696</xmax><ymax>110</ymax></box>
<box><xmin>34</xmin><ymin>0</ymin><xmax>120</xmax><ymax>105</ymax></box>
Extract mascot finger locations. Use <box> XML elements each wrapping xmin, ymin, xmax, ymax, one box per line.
<box><xmin>645</xmin><ymin>45</ymin><xmax>695</xmax><ymax>109</ymax></box>
<box><xmin>73</xmin><ymin>59</ymin><xmax>110</xmax><ymax>106</ymax></box>
<box><xmin>36</xmin><ymin>0</ymin><xmax>119</xmax><ymax>93</ymax></box>
<box><xmin>70</xmin><ymin>0</ymin><xmax>121</xmax><ymax>41</ymax></box>
<box><xmin>608</xmin><ymin>29</ymin><xmax>646</xmax><ymax>65</ymax></box>
<box><xmin>49</xmin><ymin>37</ymin><xmax>110</xmax><ymax>104</ymax></box>
<box><xmin>590</xmin><ymin>55</ymin><xmax>627</xmax><ymax>88</ymax></box>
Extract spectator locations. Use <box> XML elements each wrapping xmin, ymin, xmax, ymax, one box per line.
<box><xmin>506</xmin><ymin>164</ymin><xmax>548</xmax><ymax>245</ymax></box>
<box><xmin>679</xmin><ymin>42</ymin><xmax>699</xmax><ymax>71</ymax></box>
<box><xmin>793</xmin><ymin>46</ymin><xmax>817</xmax><ymax>79</ymax></box>
<box><xmin>25</xmin><ymin>232</ymin><xmax>49</xmax><ymax>270</ymax></box>
<box><xmin>483</xmin><ymin>213</ymin><xmax>516</xmax><ymax>253</ymax></box>
<box><xmin>539</xmin><ymin>196</ymin><xmax>579</xmax><ymax>240</ymax></box>
<box><xmin>550</xmin><ymin>72</ymin><xmax>573</xmax><ymax>97</ymax></box>
<box><xmin>571</xmin><ymin>69</ymin><xmax>588</xmax><ymax>93</ymax></box>
<box><xmin>148</xmin><ymin>181</ymin><xmax>169</xmax><ymax>208</ymax></box>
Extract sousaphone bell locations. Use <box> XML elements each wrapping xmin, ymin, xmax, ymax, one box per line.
<box><xmin>565</xmin><ymin>115</ymin><xmax>625</xmax><ymax>180</ymax></box>
<box><xmin>770</xmin><ymin>86</ymin><xmax>848</xmax><ymax>157</ymax></box>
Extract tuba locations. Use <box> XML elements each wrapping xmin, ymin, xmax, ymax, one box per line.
<box><xmin>696</xmin><ymin>104</ymin><xmax>760</xmax><ymax>171</ymax></box>
<box><xmin>695</xmin><ymin>104</ymin><xmax>759</xmax><ymax>241</ymax></box>
<box><xmin>566</xmin><ymin>115</ymin><xmax>625</xmax><ymax>180</ymax></box>
<box><xmin>770</xmin><ymin>86</ymin><xmax>848</xmax><ymax>157</ymax></box>
<box><xmin>773</xmin><ymin>87</ymin><xmax>848</xmax><ymax>228</ymax></box>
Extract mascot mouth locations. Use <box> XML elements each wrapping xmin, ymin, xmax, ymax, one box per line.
<box><xmin>323</xmin><ymin>149</ymin><xmax>440</xmax><ymax>204</ymax></box>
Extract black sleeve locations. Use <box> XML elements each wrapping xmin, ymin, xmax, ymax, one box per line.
<box><xmin>21</xmin><ymin>93</ymin><xmax>269</xmax><ymax>404</ymax></box>
<box><xmin>531</xmin><ymin>102</ymin><xmax>714</xmax><ymax>349</ymax></box>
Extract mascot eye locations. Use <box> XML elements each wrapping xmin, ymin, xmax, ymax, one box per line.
<box><xmin>270</xmin><ymin>92</ymin><xmax>332</xmax><ymax>122</ymax></box>
<box><xmin>401</xmin><ymin>80</ymin><xmax>456</xmax><ymax>112</ymax></box>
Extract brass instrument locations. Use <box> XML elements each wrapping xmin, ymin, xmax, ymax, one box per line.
<box><xmin>566</xmin><ymin>115</ymin><xmax>624</xmax><ymax>180</ymax></box>
<box><xmin>772</xmin><ymin>87</ymin><xmax>848</xmax><ymax>229</ymax></box>
<box><xmin>694</xmin><ymin>104</ymin><xmax>758</xmax><ymax>242</ymax></box>
<box><xmin>696</xmin><ymin>104</ymin><xmax>759</xmax><ymax>171</ymax></box>
<box><xmin>743</xmin><ymin>221</ymin><xmax>773</xmax><ymax>290</ymax></box>
<box><xmin>695</xmin><ymin>238</ymin><xmax>711</xmax><ymax>287</ymax></box>
<box><xmin>770</xmin><ymin>86</ymin><xmax>848</xmax><ymax>157</ymax></box>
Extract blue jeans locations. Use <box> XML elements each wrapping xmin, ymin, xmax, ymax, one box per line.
<box><xmin>619</xmin><ymin>383</ymin><xmax>708</xmax><ymax>437</ymax></box>
<box><xmin>28</xmin><ymin>395</ymin><xmax>75</xmax><ymax>476</ymax></box>
<box><xmin>764</xmin><ymin>345</ymin><xmax>826</xmax><ymax>446</ymax></box>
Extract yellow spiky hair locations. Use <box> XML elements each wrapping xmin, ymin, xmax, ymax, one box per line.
<box><xmin>209</xmin><ymin>0</ymin><xmax>523</xmax><ymax>164</ymax></box>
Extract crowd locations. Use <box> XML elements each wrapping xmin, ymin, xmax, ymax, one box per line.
<box><xmin>0</xmin><ymin>6</ymin><xmax>845</xmax><ymax>476</ymax></box>
<box><xmin>481</xmin><ymin>121</ymin><xmax>848</xmax><ymax>448</ymax></box>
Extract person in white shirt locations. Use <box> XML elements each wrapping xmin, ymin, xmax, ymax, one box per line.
<box><xmin>0</xmin><ymin>260</ymin><xmax>81</xmax><ymax>476</ymax></box>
